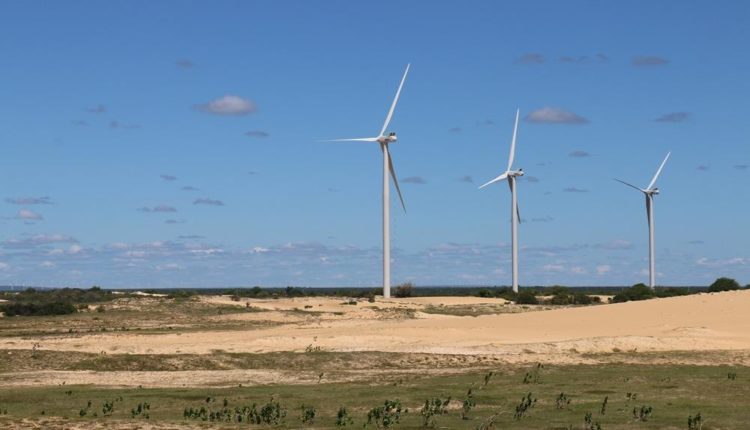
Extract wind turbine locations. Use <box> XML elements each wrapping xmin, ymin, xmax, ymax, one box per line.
<box><xmin>479</xmin><ymin>109</ymin><xmax>523</xmax><ymax>293</ymax></box>
<box><xmin>328</xmin><ymin>64</ymin><xmax>410</xmax><ymax>299</ymax></box>
<box><xmin>615</xmin><ymin>152</ymin><xmax>671</xmax><ymax>289</ymax></box>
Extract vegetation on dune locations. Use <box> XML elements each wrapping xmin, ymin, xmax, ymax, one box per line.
<box><xmin>393</xmin><ymin>282</ymin><xmax>414</xmax><ymax>298</ymax></box>
<box><xmin>708</xmin><ymin>277</ymin><xmax>741</xmax><ymax>292</ymax></box>
<box><xmin>0</xmin><ymin>286</ymin><xmax>117</xmax><ymax>316</ymax></box>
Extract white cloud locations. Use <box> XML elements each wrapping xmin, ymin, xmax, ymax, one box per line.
<box><xmin>525</xmin><ymin>107</ymin><xmax>588</xmax><ymax>124</ymax></box>
<box><xmin>195</xmin><ymin>95</ymin><xmax>257</xmax><ymax>116</ymax></box>
<box><xmin>596</xmin><ymin>265</ymin><xmax>612</xmax><ymax>275</ymax></box>
<box><xmin>17</xmin><ymin>209</ymin><xmax>43</xmax><ymax>220</ymax></box>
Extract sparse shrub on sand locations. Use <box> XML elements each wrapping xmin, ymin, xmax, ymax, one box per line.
<box><xmin>584</xmin><ymin>411</ymin><xmax>602</xmax><ymax>429</ymax></box>
<box><xmin>475</xmin><ymin>412</ymin><xmax>499</xmax><ymax>430</ymax></box>
<box><xmin>336</xmin><ymin>406</ymin><xmax>354</xmax><ymax>426</ymax></box>
<box><xmin>130</xmin><ymin>402</ymin><xmax>150</xmax><ymax>419</ymax></box>
<box><xmin>633</xmin><ymin>405</ymin><xmax>653</xmax><ymax>421</ymax></box>
<box><xmin>366</xmin><ymin>399</ymin><xmax>402</xmax><ymax>428</ymax></box>
<box><xmin>522</xmin><ymin>363</ymin><xmax>543</xmax><ymax>384</ymax></box>
<box><xmin>483</xmin><ymin>371</ymin><xmax>494</xmax><ymax>387</ymax></box>
<box><xmin>461</xmin><ymin>388</ymin><xmax>476</xmax><ymax>419</ymax></box>
<box><xmin>727</xmin><ymin>372</ymin><xmax>737</xmax><ymax>380</ymax></box>
<box><xmin>600</xmin><ymin>396</ymin><xmax>608</xmax><ymax>415</ymax></box>
<box><xmin>394</xmin><ymin>283</ymin><xmax>414</xmax><ymax>298</ymax></box>
<box><xmin>420</xmin><ymin>397</ymin><xmax>450</xmax><ymax>427</ymax></box>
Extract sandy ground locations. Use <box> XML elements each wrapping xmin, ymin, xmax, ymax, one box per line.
<box><xmin>3</xmin><ymin>291</ymin><xmax>749</xmax><ymax>360</ymax></box>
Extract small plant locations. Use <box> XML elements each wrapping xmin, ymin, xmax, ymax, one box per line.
<box><xmin>584</xmin><ymin>412</ymin><xmax>602</xmax><ymax>430</ymax></box>
<box><xmin>633</xmin><ymin>405</ymin><xmax>653</xmax><ymax>422</ymax></box>
<box><xmin>336</xmin><ymin>406</ymin><xmax>354</xmax><ymax>426</ymax></box>
<box><xmin>688</xmin><ymin>412</ymin><xmax>703</xmax><ymax>430</ymax></box>
<box><xmin>131</xmin><ymin>402</ymin><xmax>150</xmax><ymax>419</ymax></box>
<box><xmin>420</xmin><ymin>397</ymin><xmax>450</xmax><ymax>427</ymax></box>
<box><xmin>259</xmin><ymin>398</ymin><xmax>286</xmax><ymax>425</ymax></box>
<box><xmin>600</xmin><ymin>396</ymin><xmax>608</xmax><ymax>415</ymax></box>
<box><xmin>305</xmin><ymin>344</ymin><xmax>322</xmax><ymax>353</ymax></box>
<box><xmin>626</xmin><ymin>392</ymin><xmax>638</xmax><ymax>401</ymax></box>
<box><xmin>513</xmin><ymin>393</ymin><xmax>536</xmax><ymax>420</ymax></box>
<box><xmin>299</xmin><ymin>404</ymin><xmax>316</xmax><ymax>425</ymax></box>
<box><xmin>727</xmin><ymin>372</ymin><xmax>737</xmax><ymax>380</ymax></box>
<box><xmin>102</xmin><ymin>399</ymin><xmax>115</xmax><ymax>416</ymax></box>
<box><xmin>393</xmin><ymin>282</ymin><xmax>414</xmax><ymax>298</ymax></box>
<box><xmin>522</xmin><ymin>363</ymin><xmax>543</xmax><ymax>384</ymax></box>
<box><xmin>475</xmin><ymin>413</ymin><xmax>499</xmax><ymax>430</ymax></box>
<box><xmin>555</xmin><ymin>393</ymin><xmax>571</xmax><ymax>409</ymax></box>
<box><xmin>96</xmin><ymin>305</ymin><xmax>106</xmax><ymax>313</ymax></box>
<box><xmin>366</xmin><ymin>399</ymin><xmax>402</xmax><ymax>428</ymax></box>
<box><xmin>461</xmin><ymin>388</ymin><xmax>476</xmax><ymax>419</ymax></box>
<box><xmin>483</xmin><ymin>371</ymin><xmax>494</xmax><ymax>387</ymax></box>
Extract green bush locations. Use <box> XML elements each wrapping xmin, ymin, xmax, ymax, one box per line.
<box><xmin>611</xmin><ymin>283</ymin><xmax>655</xmax><ymax>303</ymax></box>
<box><xmin>708</xmin><ymin>277</ymin><xmax>741</xmax><ymax>292</ymax></box>
<box><xmin>0</xmin><ymin>301</ymin><xmax>77</xmax><ymax>316</ymax></box>
<box><xmin>515</xmin><ymin>291</ymin><xmax>538</xmax><ymax>305</ymax></box>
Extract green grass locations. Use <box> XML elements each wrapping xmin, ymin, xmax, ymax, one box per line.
<box><xmin>1</xmin><ymin>364</ymin><xmax>748</xmax><ymax>428</ymax></box>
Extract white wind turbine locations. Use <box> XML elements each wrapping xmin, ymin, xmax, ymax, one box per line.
<box><xmin>328</xmin><ymin>64</ymin><xmax>410</xmax><ymax>299</ymax></box>
<box><xmin>479</xmin><ymin>109</ymin><xmax>524</xmax><ymax>293</ymax></box>
<box><xmin>615</xmin><ymin>152</ymin><xmax>671</xmax><ymax>289</ymax></box>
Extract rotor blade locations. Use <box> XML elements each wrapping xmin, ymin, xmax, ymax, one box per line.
<box><xmin>508</xmin><ymin>178</ymin><xmax>521</xmax><ymax>223</ymax></box>
<box><xmin>325</xmin><ymin>137</ymin><xmax>379</xmax><ymax>142</ymax></box>
<box><xmin>647</xmin><ymin>151</ymin><xmax>671</xmax><ymax>190</ymax></box>
<box><xmin>614</xmin><ymin>178</ymin><xmax>646</xmax><ymax>193</ymax></box>
<box><xmin>379</xmin><ymin>63</ymin><xmax>410</xmax><ymax>137</ymax></box>
<box><xmin>507</xmin><ymin>109</ymin><xmax>520</xmax><ymax>171</ymax></box>
<box><xmin>384</xmin><ymin>145</ymin><xmax>406</xmax><ymax>213</ymax></box>
<box><xmin>478</xmin><ymin>172</ymin><xmax>509</xmax><ymax>189</ymax></box>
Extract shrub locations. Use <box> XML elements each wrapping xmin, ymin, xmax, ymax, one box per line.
<box><xmin>477</xmin><ymin>289</ymin><xmax>494</xmax><ymax>298</ymax></box>
<box><xmin>688</xmin><ymin>412</ymin><xmax>703</xmax><ymax>430</ymax></box>
<box><xmin>513</xmin><ymin>393</ymin><xmax>536</xmax><ymax>419</ymax></box>
<box><xmin>336</xmin><ymin>406</ymin><xmax>354</xmax><ymax>426</ymax></box>
<box><xmin>0</xmin><ymin>301</ymin><xmax>77</xmax><ymax>317</ymax></box>
<box><xmin>522</xmin><ymin>363</ymin><xmax>543</xmax><ymax>384</ymax></box>
<box><xmin>366</xmin><ymin>400</ymin><xmax>402</xmax><ymax>428</ymax></box>
<box><xmin>633</xmin><ymin>405</ymin><xmax>653</xmax><ymax>421</ymax></box>
<box><xmin>555</xmin><ymin>393</ymin><xmax>571</xmax><ymax>409</ymax></box>
<box><xmin>393</xmin><ymin>283</ymin><xmax>414</xmax><ymax>298</ymax></box>
<box><xmin>299</xmin><ymin>404</ymin><xmax>316</xmax><ymax>425</ymax></box>
<box><xmin>461</xmin><ymin>388</ymin><xmax>476</xmax><ymax>419</ymax></box>
<box><xmin>515</xmin><ymin>291</ymin><xmax>538</xmax><ymax>305</ymax></box>
<box><xmin>420</xmin><ymin>397</ymin><xmax>450</xmax><ymax>427</ymax></box>
<box><xmin>708</xmin><ymin>277</ymin><xmax>741</xmax><ymax>292</ymax></box>
<box><xmin>612</xmin><ymin>283</ymin><xmax>655</xmax><ymax>303</ymax></box>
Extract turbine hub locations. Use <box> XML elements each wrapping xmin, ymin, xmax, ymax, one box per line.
<box><xmin>509</xmin><ymin>169</ymin><xmax>524</xmax><ymax>177</ymax></box>
<box><xmin>378</xmin><ymin>132</ymin><xmax>397</xmax><ymax>144</ymax></box>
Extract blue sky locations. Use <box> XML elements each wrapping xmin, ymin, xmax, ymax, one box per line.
<box><xmin>0</xmin><ymin>1</ymin><xmax>748</xmax><ymax>288</ymax></box>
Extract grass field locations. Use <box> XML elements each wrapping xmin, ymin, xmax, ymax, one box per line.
<box><xmin>1</xmin><ymin>362</ymin><xmax>747</xmax><ymax>428</ymax></box>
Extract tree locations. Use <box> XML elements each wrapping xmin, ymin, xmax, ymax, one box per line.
<box><xmin>708</xmin><ymin>277</ymin><xmax>741</xmax><ymax>292</ymax></box>
<box><xmin>393</xmin><ymin>283</ymin><xmax>414</xmax><ymax>298</ymax></box>
<box><xmin>515</xmin><ymin>291</ymin><xmax>538</xmax><ymax>305</ymax></box>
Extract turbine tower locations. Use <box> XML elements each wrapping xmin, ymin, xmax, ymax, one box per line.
<box><xmin>328</xmin><ymin>64</ymin><xmax>410</xmax><ymax>299</ymax></box>
<box><xmin>615</xmin><ymin>152</ymin><xmax>671</xmax><ymax>289</ymax></box>
<box><xmin>479</xmin><ymin>109</ymin><xmax>523</xmax><ymax>293</ymax></box>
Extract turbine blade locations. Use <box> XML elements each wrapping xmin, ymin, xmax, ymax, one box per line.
<box><xmin>478</xmin><ymin>172</ymin><xmax>509</xmax><ymax>189</ymax></box>
<box><xmin>379</xmin><ymin>64</ymin><xmax>410</xmax><ymax>137</ymax></box>
<box><xmin>507</xmin><ymin>109</ymin><xmax>520</xmax><ymax>171</ymax></box>
<box><xmin>647</xmin><ymin>151</ymin><xmax>671</xmax><ymax>190</ymax></box>
<box><xmin>614</xmin><ymin>178</ymin><xmax>646</xmax><ymax>193</ymax></box>
<box><xmin>384</xmin><ymin>145</ymin><xmax>406</xmax><ymax>213</ymax></box>
<box><xmin>325</xmin><ymin>137</ymin><xmax>379</xmax><ymax>142</ymax></box>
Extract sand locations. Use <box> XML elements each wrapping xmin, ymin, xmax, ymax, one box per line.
<box><xmin>3</xmin><ymin>291</ymin><xmax>749</xmax><ymax>359</ymax></box>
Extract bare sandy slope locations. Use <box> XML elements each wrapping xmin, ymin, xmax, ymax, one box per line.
<box><xmin>4</xmin><ymin>291</ymin><xmax>749</xmax><ymax>361</ymax></box>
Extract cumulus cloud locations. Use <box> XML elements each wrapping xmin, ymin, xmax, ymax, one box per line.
<box><xmin>137</xmin><ymin>205</ymin><xmax>177</xmax><ymax>213</ymax></box>
<box><xmin>697</xmin><ymin>165</ymin><xmax>710</xmax><ymax>171</ymax></box>
<box><xmin>696</xmin><ymin>257</ymin><xmax>748</xmax><ymax>267</ymax></box>
<box><xmin>569</xmin><ymin>150</ymin><xmax>591</xmax><ymax>158</ymax></box>
<box><xmin>458</xmin><ymin>175</ymin><xmax>473</xmax><ymax>183</ymax></box>
<box><xmin>245</xmin><ymin>130</ymin><xmax>270</xmax><ymax>138</ymax></box>
<box><xmin>109</xmin><ymin>120</ymin><xmax>140</xmax><ymax>130</ymax></box>
<box><xmin>181</xmin><ymin>186</ymin><xmax>200</xmax><ymax>191</ymax></box>
<box><xmin>194</xmin><ymin>95</ymin><xmax>257</xmax><ymax>116</ymax></box>
<box><xmin>595</xmin><ymin>53</ymin><xmax>609</xmax><ymax>63</ymax></box>
<box><xmin>448</xmin><ymin>126</ymin><xmax>462</xmax><ymax>133</ymax></box>
<box><xmin>402</xmin><ymin>177</ymin><xmax>426</xmax><ymax>184</ymax></box>
<box><xmin>559</xmin><ymin>56</ymin><xmax>589</xmax><ymax>64</ymax></box>
<box><xmin>160</xmin><ymin>174</ymin><xmax>177</xmax><ymax>181</ymax></box>
<box><xmin>515</xmin><ymin>53</ymin><xmax>545</xmax><ymax>64</ymax></box>
<box><xmin>85</xmin><ymin>104</ymin><xmax>106</xmax><ymax>114</ymax></box>
<box><xmin>593</xmin><ymin>240</ymin><xmax>632</xmax><ymax>250</ymax></box>
<box><xmin>5</xmin><ymin>196</ymin><xmax>53</xmax><ymax>205</ymax></box>
<box><xmin>653</xmin><ymin>112</ymin><xmax>690</xmax><ymax>123</ymax></box>
<box><xmin>16</xmin><ymin>209</ymin><xmax>43</xmax><ymax>220</ymax></box>
<box><xmin>632</xmin><ymin>56</ymin><xmax>670</xmax><ymax>66</ymax></box>
<box><xmin>525</xmin><ymin>107</ymin><xmax>589</xmax><ymax>124</ymax></box>
<box><xmin>175</xmin><ymin>59</ymin><xmax>194</xmax><ymax>68</ymax></box>
<box><xmin>596</xmin><ymin>264</ymin><xmax>612</xmax><ymax>275</ymax></box>
<box><xmin>563</xmin><ymin>187</ymin><xmax>588</xmax><ymax>193</ymax></box>
<box><xmin>523</xmin><ymin>176</ymin><xmax>540</xmax><ymax>183</ymax></box>
<box><xmin>194</xmin><ymin>198</ymin><xmax>225</xmax><ymax>206</ymax></box>
<box><xmin>165</xmin><ymin>219</ymin><xmax>186</xmax><ymax>225</ymax></box>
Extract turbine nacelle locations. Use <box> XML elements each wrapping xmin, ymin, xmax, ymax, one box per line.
<box><xmin>378</xmin><ymin>132</ymin><xmax>397</xmax><ymax>144</ymax></box>
<box><xmin>508</xmin><ymin>168</ymin><xmax>524</xmax><ymax>177</ymax></box>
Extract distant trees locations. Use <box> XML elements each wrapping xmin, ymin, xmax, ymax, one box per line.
<box><xmin>515</xmin><ymin>291</ymin><xmax>538</xmax><ymax>305</ymax></box>
<box><xmin>393</xmin><ymin>283</ymin><xmax>414</xmax><ymax>298</ymax></box>
<box><xmin>611</xmin><ymin>283</ymin><xmax>655</xmax><ymax>303</ymax></box>
<box><xmin>708</xmin><ymin>277</ymin><xmax>741</xmax><ymax>292</ymax></box>
<box><xmin>0</xmin><ymin>301</ymin><xmax>77</xmax><ymax>316</ymax></box>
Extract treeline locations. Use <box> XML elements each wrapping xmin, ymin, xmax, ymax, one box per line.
<box><xmin>0</xmin><ymin>286</ymin><xmax>117</xmax><ymax>317</ymax></box>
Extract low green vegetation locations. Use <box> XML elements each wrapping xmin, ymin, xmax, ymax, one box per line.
<box><xmin>1</xmin><ymin>363</ymin><xmax>748</xmax><ymax>428</ymax></box>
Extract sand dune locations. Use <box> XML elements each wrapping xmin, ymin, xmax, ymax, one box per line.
<box><xmin>3</xmin><ymin>291</ymin><xmax>749</xmax><ymax>363</ymax></box>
